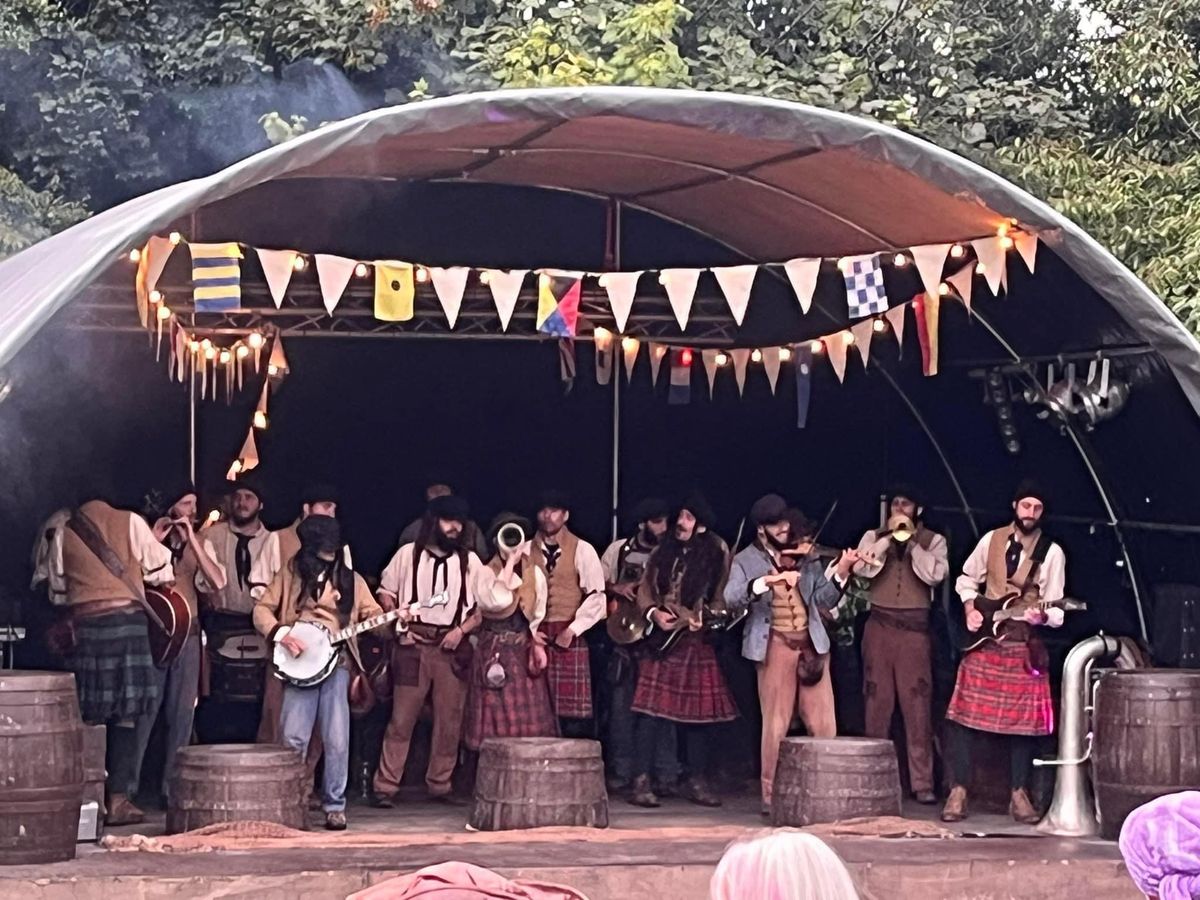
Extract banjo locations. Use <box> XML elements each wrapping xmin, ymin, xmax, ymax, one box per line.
<box><xmin>273</xmin><ymin>590</ymin><xmax>450</xmax><ymax>688</ymax></box>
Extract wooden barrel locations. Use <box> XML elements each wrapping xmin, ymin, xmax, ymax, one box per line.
<box><xmin>0</xmin><ymin>671</ymin><xmax>84</xmax><ymax>865</ymax></box>
<box><xmin>1093</xmin><ymin>669</ymin><xmax>1200</xmax><ymax>839</ymax></box>
<box><xmin>469</xmin><ymin>738</ymin><xmax>608</xmax><ymax>831</ymax></box>
<box><xmin>771</xmin><ymin>737</ymin><xmax>901</xmax><ymax>827</ymax></box>
<box><xmin>166</xmin><ymin>744</ymin><xmax>306</xmax><ymax>834</ymax></box>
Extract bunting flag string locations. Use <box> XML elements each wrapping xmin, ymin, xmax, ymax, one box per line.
<box><xmin>537</xmin><ymin>272</ymin><xmax>583</xmax><ymax>337</ymax></box>
<box><xmin>430</xmin><ymin>266</ymin><xmax>470</xmax><ymax>329</ymax></box>
<box><xmin>885</xmin><ymin>304</ymin><xmax>907</xmax><ymax>353</ymax></box>
<box><xmin>701</xmin><ymin>349</ymin><xmax>720</xmax><ymax>397</ymax></box>
<box><xmin>783</xmin><ymin>258</ymin><xmax>821</xmax><ymax>315</ymax></box>
<box><xmin>713</xmin><ymin>265</ymin><xmax>757</xmax><ymax>326</ymax></box>
<box><xmin>189</xmin><ymin>242</ymin><xmax>243</xmax><ymax>312</ymax></box>
<box><xmin>913</xmin><ymin>292</ymin><xmax>940</xmax><ymax>376</ymax></box>
<box><xmin>594</xmin><ymin>328</ymin><xmax>615</xmax><ymax>386</ymax></box>
<box><xmin>910</xmin><ymin>244</ymin><xmax>950</xmax><ymax>301</ymax></box>
<box><xmin>486</xmin><ymin>269</ymin><xmax>527</xmax><ymax>331</ymax></box>
<box><xmin>648</xmin><ymin>342</ymin><xmax>668</xmax><ymax>385</ymax></box>
<box><xmin>826</xmin><ymin>332</ymin><xmax>849</xmax><ymax>383</ymax></box>
<box><xmin>971</xmin><ymin>236</ymin><xmax>1007</xmax><ymax>297</ymax></box>
<box><xmin>622</xmin><ymin>337</ymin><xmax>640</xmax><ymax>382</ymax></box>
<box><xmin>946</xmin><ymin>263</ymin><xmax>975</xmax><ymax>313</ymax></box>
<box><xmin>730</xmin><ymin>348</ymin><xmax>750</xmax><ymax>396</ymax></box>
<box><xmin>374</xmin><ymin>260</ymin><xmax>415</xmax><ymax>322</ymax></box>
<box><xmin>1014</xmin><ymin>230</ymin><xmax>1038</xmax><ymax>273</ymax></box>
<box><xmin>668</xmin><ymin>349</ymin><xmax>692</xmax><ymax>405</ymax></box>
<box><xmin>850</xmin><ymin>318</ymin><xmax>875</xmax><ymax>367</ymax></box>
<box><xmin>601</xmin><ymin>271</ymin><xmax>641</xmax><ymax>333</ymax></box>
<box><xmin>794</xmin><ymin>344</ymin><xmax>813</xmax><ymax>429</ymax></box>
<box><xmin>761</xmin><ymin>346</ymin><xmax>782</xmax><ymax>395</ymax></box>
<box><xmin>257</xmin><ymin>249</ymin><xmax>298</xmax><ymax>308</ymax></box>
<box><xmin>659</xmin><ymin>269</ymin><xmax>700</xmax><ymax>331</ymax></box>
<box><xmin>315</xmin><ymin>254</ymin><xmax>357</xmax><ymax>315</ymax></box>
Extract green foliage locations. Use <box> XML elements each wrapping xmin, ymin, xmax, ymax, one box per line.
<box><xmin>0</xmin><ymin>166</ymin><xmax>86</xmax><ymax>258</ymax></box>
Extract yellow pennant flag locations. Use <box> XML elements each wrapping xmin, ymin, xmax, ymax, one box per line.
<box><xmin>374</xmin><ymin>261</ymin><xmax>415</xmax><ymax>321</ymax></box>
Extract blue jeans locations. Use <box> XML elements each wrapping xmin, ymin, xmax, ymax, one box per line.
<box><xmin>610</xmin><ymin>650</ymin><xmax>679</xmax><ymax>784</ymax></box>
<box><xmin>132</xmin><ymin>631</ymin><xmax>201</xmax><ymax>798</ymax></box>
<box><xmin>279</xmin><ymin>666</ymin><xmax>350</xmax><ymax>813</ymax></box>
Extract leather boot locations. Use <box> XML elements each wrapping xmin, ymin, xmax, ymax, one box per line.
<box><xmin>1010</xmin><ymin>788</ymin><xmax>1040</xmax><ymax>825</ymax></box>
<box><xmin>940</xmin><ymin>785</ymin><xmax>968</xmax><ymax>822</ymax></box>
<box><xmin>679</xmin><ymin>777</ymin><xmax>722</xmax><ymax>808</ymax></box>
<box><xmin>628</xmin><ymin>775</ymin><xmax>660</xmax><ymax>808</ymax></box>
<box><xmin>105</xmin><ymin>793</ymin><xmax>145</xmax><ymax>826</ymax></box>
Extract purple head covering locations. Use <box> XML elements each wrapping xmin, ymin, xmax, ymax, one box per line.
<box><xmin>1120</xmin><ymin>791</ymin><xmax>1200</xmax><ymax>900</ymax></box>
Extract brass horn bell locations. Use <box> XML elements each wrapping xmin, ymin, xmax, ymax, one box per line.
<box><xmin>887</xmin><ymin>513</ymin><xmax>915</xmax><ymax>543</ymax></box>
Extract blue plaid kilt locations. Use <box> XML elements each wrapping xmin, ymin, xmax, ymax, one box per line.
<box><xmin>68</xmin><ymin>609</ymin><xmax>160</xmax><ymax>724</ymax></box>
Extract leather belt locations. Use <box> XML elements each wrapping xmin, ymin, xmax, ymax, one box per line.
<box><xmin>69</xmin><ymin>598</ymin><xmax>138</xmax><ymax>620</ymax></box>
<box><xmin>408</xmin><ymin>622</ymin><xmax>453</xmax><ymax>642</ymax></box>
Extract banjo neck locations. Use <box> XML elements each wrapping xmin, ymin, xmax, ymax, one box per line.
<box><xmin>329</xmin><ymin>600</ymin><xmax>420</xmax><ymax>645</ymax></box>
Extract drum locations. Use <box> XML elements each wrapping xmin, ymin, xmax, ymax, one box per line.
<box><xmin>204</xmin><ymin>612</ymin><xmax>268</xmax><ymax>703</ymax></box>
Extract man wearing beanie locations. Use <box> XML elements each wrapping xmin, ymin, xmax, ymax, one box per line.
<box><xmin>372</xmin><ymin>493</ymin><xmax>487</xmax><ymax>805</ymax></box>
<box><xmin>724</xmin><ymin>494</ymin><xmax>859</xmax><ymax>813</ymax></box>
<box><xmin>254</xmin><ymin>515</ymin><xmax>383</xmax><ymax>830</ymax></box>
<box><xmin>529</xmin><ymin>490</ymin><xmax>607</xmax><ymax>738</ymax></box>
<box><xmin>942</xmin><ymin>479</ymin><xmax>1068</xmax><ymax>825</ymax></box>
<box><xmin>852</xmin><ymin>484</ymin><xmax>948</xmax><ymax>805</ymax></box>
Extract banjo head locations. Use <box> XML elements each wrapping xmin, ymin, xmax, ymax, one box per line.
<box><xmin>274</xmin><ymin>620</ymin><xmax>336</xmax><ymax>684</ymax></box>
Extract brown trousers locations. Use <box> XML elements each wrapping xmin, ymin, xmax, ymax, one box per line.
<box><xmin>862</xmin><ymin>613</ymin><xmax>934</xmax><ymax>794</ymax></box>
<box><xmin>258</xmin><ymin>663</ymin><xmax>323</xmax><ymax>790</ymax></box>
<box><xmin>757</xmin><ymin>630</ymin><xmax>837</xmax><ymax>804</ymax></box>
<box><xmin>373</xmin><ymin>642</ymin><xmax>467</xmax><ymax>797</ymax></box>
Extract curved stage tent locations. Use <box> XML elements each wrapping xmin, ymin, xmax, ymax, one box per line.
<box><xmin>2</xmin><ymin>87</ymin><xmax>1200</xmax><ymax>654</ymax></box>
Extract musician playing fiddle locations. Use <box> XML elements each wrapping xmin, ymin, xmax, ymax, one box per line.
<box><xmin>627</xmin><ymin>493</ymin><xmax>735</xmax><ymax>809</ymax></box>
<box><xmin>724</xmin><ymin>495</ymin><xmax>859</xmax><ymax>814</ymax></box>
<box><xmin>852</xmin><ymin>484</ymin><xmax>948</xmax><ymax>806</ymax></box>
<box><xmin>941</xmin><ymin>480</ymin><xmax>1067</xmax><ymax>825</ymax></box>
<box><xmin>253</xmin><ymin>515</ymin><xmax>382</xmax><ymax>831</ymax></box>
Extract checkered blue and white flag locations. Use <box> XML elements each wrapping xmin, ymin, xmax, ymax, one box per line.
<box><xmin>842</xmin><ymin>254</ymin><xmax>889</xmax><ymax>319</ymax></box>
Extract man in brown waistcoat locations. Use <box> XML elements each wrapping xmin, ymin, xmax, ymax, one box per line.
<box><xmin>853</xmin><ymin>484</ymin><xmax>948</xmax><ymax>804</ymax></box>
<box><xmin>371</xmin><ymin>494</ymin><xmax>486</xmax><ymax>806</ymax></box>
<box><xmin>56</xmin><ymin>494</ymin><xmax>175</xmax><ymax>825</ymax></box>
<box><xmin>133</xmin><ymin>485</ymin><xmax>227</xmax><ymax>804</ymax></box>
<box><xmin>529</xmin><ymin>490</ymin><xmax>607</xmax><ymax>737</ymax></box>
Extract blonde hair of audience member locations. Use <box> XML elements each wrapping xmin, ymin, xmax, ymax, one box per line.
<box><xmin>710</xmin><ymin>830</ymin><xmax>860</xmax><ymax>900</ymax></box>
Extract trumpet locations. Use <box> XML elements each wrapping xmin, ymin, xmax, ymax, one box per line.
<box><xmin>884</xmin><ymin>513</ymin><xmax>915</xmax><ymax>543</ymax></box>
<box><xmin>496</xmin><ymin>522</ymin><xmax>526</xmax><ymax>553</ymax></box>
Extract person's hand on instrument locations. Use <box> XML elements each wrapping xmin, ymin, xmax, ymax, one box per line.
<box><xmin>834</xmin><ymin>549</ymin><xmax>861</xmax><ymax>580</ymax></box>
<box><xmin>651</xmin><ymin>607</ymin><xmax>679</xmax><ymax>631</ymax></box>
<box><xmin>1022</xmin><ymin>608</ymin><xmax>1048</xmax><ymax>626</ymax></box>
<box><xmin>152</xmin><ymin>517</ymin><xmax>174</xmax><ymax>542</ymax></box>
<box><xmin>280</xmin><ymin>633</ymin><xmax>306</xmax><ymax>657</ymax></box>
<box><xmin>965</xmin><ymin>603</ymin><xmax>984</xmax><ymax>633</ymax></box>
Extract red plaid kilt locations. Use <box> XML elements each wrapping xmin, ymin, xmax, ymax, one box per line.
<box><xmin>947</xmin><ymin>641</ymin><xmax>1054</xmax><ymax>736</ymax></box>
<box><xmin>538</xmin><ymin>620</ymin><xmax>593</xmax><ymax>719</ymax></box>
<box><xmin>631</xmin><ymin>632</ymin><xmax>738</xmax><ymax>724</ymax></box>
<box><xmin>464</xmin><ymin>628</ymin><xmax>559</xmax><ymax>751</ymax></box>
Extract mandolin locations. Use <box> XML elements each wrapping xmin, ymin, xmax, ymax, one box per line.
<box><xmin>960</xmin><ymin>593</ymin><xmax>1087</xmax><ymax>652</ymax></box>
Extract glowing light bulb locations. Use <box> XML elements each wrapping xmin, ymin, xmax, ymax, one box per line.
<box><xmin>206</xmin><ymin>509</ymin><xmax>221</xmax><ymax>524</ymax></box>
<box><xmin>976</xmin><ymin>262</ymin><xmax>987</xmax><ymax>274</ymax></box>
<box><xmin>157</xmin><ymin>305</ymin><xmax>172</xmax><ymax>321</ymax></box>
<box><xmin>128</xmin><ymin>248</ymin><xmax>142</xmax><ymax>263</ymax></box>
<box><xmin>949</xmin><ymin>244</ymin><xmax>966</xmax><ymax>259</ymax></box>
<box><xmin>680</xmin><ymin>348</ymin><xmax>694</xmax><ymax>366</ymax></box>
<box><xmin>779</xmin><ymin>346</ymin><xmax>793</xmax><ymax>362</ymax></box>
<box><xmin>715</xmin><ymin>351</ymin><xmax>729</xmax><ymax>367</ymax></box>
<box><xmin>843</xmin><ymin>332</ymin><xmax>855</xmax><ymax>346</ymax></box>
<box><xmin>204</xmin><ymin>347</ymin><xmax>217</xmax><ymax>361</ymax></box>
<box><xmin>354</xmin><ymin>263</ymin><xmax>369</xmax><ymax>278</ymax></box>
<box><xmin>621</xmin><ymin>337</ymin><xmax>639</xmax><ymax>353</ymax></box>
<box><xmin>938</xmin><ymin>282</ymin><xmax>951</xmax><ymax>296</ymax></box>
<box><xmin>893</xmin><ymin>254</ymin><xmax>908</xmax><ymax>267</ymax></box>
<box><xmin>873</xmin><ymin>318</ymin><xmax>888</xmax><ymax>333</ymax></box>
<box><xmin>479</xmin><ymin>270</ymin><xmax>491</xmax><ymax>285</ymax></box>
<box><xmin>810</xmin><ymin>340</ymin><xmax>825</xmax><ymax>354</ymax></box>
<box><xmin>248</xmin><ymin>332</ymin><xmax>264</xmax><ymax>349</ymax></box>
<box><xmin>837</xmin><ymin>258</ymin><xmax>850</xmax><ymax>273</ymax></box>
<box><xmin>149</xmin><ymin>290</ymin><xmax>163</xmax><ymax>305</ymax></box>
<box><xmin>997</xmin><ymin>223</ymin><xmax>1010</xmax><ymax>238</ymax></box>
<box><xmin>596</xmin><ymin>274</ymin><xmax>608</xmax><ymax>288</ymax></box>
<box><xmin>416</xmin><ymin>267</ymin><xmax>430</xmax><ymax>284</ymax></box>
<box><xmin>538</xmin><ymin>273</ymin><xmax>550</xmax><ymax>289</ymax></box>
<box><xmin>200</xmin><ymin>338</ymin><xmax>212</xmax><ymax>350</ymax></box>
<box><xmin>751</xmin><ymin>349</ymin><xmax>763</xmax><ymax>363</ymax></box>
<box><xmin>228</xmin><ymin>459</ymin><xmax>243</xmax><ymax>476</ymax></box>
<box><xmin>188</xmin><ymin>340</ymin><xmax>200</xmax><ymax>353</ymax></box>
<box><xmin>292</xmin><ymin>255</ymin><xmax>307</xmax><ymax>271</ymax></box>
<box><xmin>169</xmin><ymin>232</ymin><xmax>182</xmax><ymax>245</ymax></box>
<box><xmin>1000</xmin><ymin>235</ymin><xmax>1015</xmax><ymax>250</ymax></box>
<box><xmin>268</xmin><ymin>364</ymin><xmax>279</xmax><ymax>376</ymax></box>
<box><xmin>219</xmin><ymin>349</ymin><xmax>232</xmax><ymax>364</ymax></box>
<box><xmin>253</xmin><ymin>411</ymin><xmax>268</xmax><ymax>430</ymax></box>
<box><xmin>236</xmin><ymin>345</ymin><xmax>250</xmax><ymax>359</ymax></box>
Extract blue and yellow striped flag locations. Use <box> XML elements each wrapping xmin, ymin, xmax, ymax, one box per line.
<box><xmin>190</xmin><ymin>242</ymin><xmax>244</xmax><ymax>312</ymax></box>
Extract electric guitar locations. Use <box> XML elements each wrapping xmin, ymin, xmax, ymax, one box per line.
<box><xmin>960</xmin><ymin>593</ymin><xmax>1087</xmax><ymax>652</ymax></box>
<box><xmin>273</xmin><ymin>591</ymin><xmax>448</xmax><ymax>688</ymax></box>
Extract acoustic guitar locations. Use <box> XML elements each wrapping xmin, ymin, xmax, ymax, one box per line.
<box><xmin>960</xmin><ymin>593</ymin><xmax>1087</xmax><ymax>652</ymax></box>
<box><xmin>643</xmin><ymin>605</ymin><xmax>747</xmax><ymax>656</ymax></box>
<box><xmin>143</xmin><ymin>584</ymin><xmax>193</xmax><ymax>667</ymax></box>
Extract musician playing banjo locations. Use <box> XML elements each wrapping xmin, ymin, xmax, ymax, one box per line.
<box><xmin>942</xmin><ymin>480</ymin><xmax>1068</xmax><ymax>825</ymax></box>
<box><xmin>628</xmin><ymin>493</ymin><xmax>735</xmax><ymax>809</ymax></box>
<box><xmin>253</xmin><ymin>515</ymin><xmax>382</xmax><ymax>831</ymax></box>
<box><xmin>724</xmin><ymin>495</ymin><xmax>859</xmax><ymax>815</ymax></box>
<box><xmin>852</xmin><ymin>484</ymin><xmax>948</xmax><ymax>806</ymax></box>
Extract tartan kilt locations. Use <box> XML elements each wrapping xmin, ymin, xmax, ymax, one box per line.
<box><xmin>68</xmin><ymin>609</ymin><xmax>161</xmax><ymax>725</ymax></box>
<box><xmin>946</xmin><ymin>641</ymin><xmax>1054</xmax><ymax>736</ymax></box>
<box><xmin>538</xmin><ymin>620</ymin><xmax>593</xmax><ymax>719</ymax></box>
<box><xmin>464</xmin><ymin>629</ymin><xmax>559</xmax><ymax>751</ymax></box>
<box><xmin>631</xmin><ymin>632</ymin><xmax>738</xmax><ymax>724</ymax></box>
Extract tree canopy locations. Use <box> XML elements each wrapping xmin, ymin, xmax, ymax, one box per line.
<box><xmin>2</xmin><ymin>0</ymin><xmax>1198</xmax><ymax>331</ymax></box>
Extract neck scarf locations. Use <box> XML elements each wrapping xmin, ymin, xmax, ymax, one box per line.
<box><xmin>234</xmin><ymin>534</ymin><xmax>253</xmax><ymax>590</ymax></box>
<box><xmin>1120</xmin><ymin>791</ymin><xmax>1200</xmax><ymax>900</ymax></box>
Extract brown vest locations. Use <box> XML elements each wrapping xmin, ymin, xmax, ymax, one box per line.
<box><xmin>869</xmin><ymin>525</ymin><xmax>937</xmax><ymax>611</ymax></box>
<box><xmin>530</xmin><ymin>528</ymin><xmax>582</xmax><ymax>623</ymax></box>
<box><xmin>485</xmin><ymin>557</ymin><xmax>540</xmax><ymax>622</ymax></box>
<box><xmin>62</xmin><ymin>501</ymin><xmax>144</xmax><ymax>605</ymax></box>
<box><xmin>985</xmin><ymin>526</ymin><xmax>1043</xmax><ymax>603</ymax></box>
<box><xmin>769</xmin><ymin>580</ymin><xmax>809</xmax><ymax>634</ymax></box>
<box><xmin>169</xmin><ymin>541</ymin><xmax>202</xmax><ymax>616</ymax></box>
<box><xmin>276</xmin><ymin>522</ymin><xmax>302</xmax><ymax>569</ymax></box>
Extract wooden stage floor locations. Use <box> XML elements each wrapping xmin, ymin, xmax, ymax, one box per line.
<box><xmin>0</xmin><ymin>793</ymin><xmax>1138</xmax><ymax>899</ymax></box>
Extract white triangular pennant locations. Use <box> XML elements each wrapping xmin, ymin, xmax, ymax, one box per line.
<box><xmin>315</xmin><ymin>254</ymin><xmax>357</xmax><ymax>315</ymax></box>
<box><xmin>947</xmin><ymin>264</ymin><xmax>975</xmax><ymax>313</ymax></box>
<box><xmin>762</xmin><ymin>347</ymin><xmax>782</xmax><ymax>394</ymax></box>
<box><xmin>731</xmin><ymin>349</ymin><xmax>750</xmax><ymax>396</ymax></box>
<box><xmin>486</xmin><ymin>270</ymin><xmax>526</xmax><ymax>331</ymax></box>
<box><xmin>783</xmin><ymin>258</ymin><xmax>821</xmax><ymax>314</ymax></box>
<box><xmin>910</xmin><ymin>243</ymin><xmax>951</xmax><ymax>301</ymax></box>
<box><xmin>429</xmin><ymin>266</ymin><xmax>470</xmax><ymax>328</ymax></box>
<box><xmin>712</xmin><ymin>265</ymin><xmax>757</xmax><ymax>326</ymax></box>
<box><xmin>826</xmin><ymin>334</ymin><xmax>849</xmax><ymax>383</ymax></box>
<box><xmin>850</xmin><ymin>319</ymin><xmax>875</xmax><ymax>367</ymax></box>
<box><xmin>885</xmin><ymin>304</ymin><xmax>907</xmax><ymax>352</ymax></box>
<box><xmin>622</xmin><ymin>338</ymin><xmax>640</xmax><ymax>381</ymax></box>
<box><xmin>701</xmin><ymin>349</ymin><xmax>720</xmax><ymax>396</ymax></box>
<box><xmin>238</xmin><ymin>428</ymin><xmax>259</xmax><ymax>472</ymax></box>
<box><xmin>1014</xmin><ymin>231</ymin><xmax>1038</xmax><ymax>273</ymax></box>
<box><xmin>648</xmin><ymin>342</ymin><xmax>668</xmax><ymax>385</ymax></box>
<box><xmin>602</xmin><ymin>271</ymin><xmax>642</xmax><ymax>332</ymax></box>
<box><xmin>971</xmin><ymin>237</ymin><xmax>1006</xmax><ymax>296</ymax></box>
<box><xmin>257</xmin><ymin>249</ymin><xmax>298</xmax><ymax>308</ymax></box>
<box><xmin>660</xmin><ymin>269</ymin><xmax>700</xmax><ymax>330</ymax></box>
